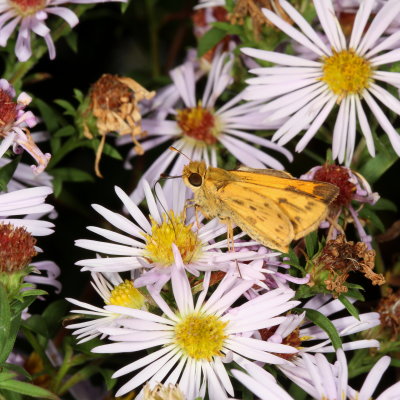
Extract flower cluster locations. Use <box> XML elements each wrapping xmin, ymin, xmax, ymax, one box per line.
<box><xmin>1</xmin><ymin>0</ymin><xmax>400</xmax><ymax>399</ymax></box>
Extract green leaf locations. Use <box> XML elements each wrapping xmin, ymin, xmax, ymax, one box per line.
<box><xmin>197</xmin><ymin>27</ymin><xmax>227</xmax><ymax>57</ymax></box>
<box><xmin>33</xmin><ymin>99</ymin><xmax>61</xmax><ymax>132</ymax></box>
<box><xmin>359</xmin><ymin>135</ymin><xmax>398</xmax><ymax>183</ymax></box>
<box><xmin>85</xmin><ymin>139</ymin><xmax>123</xmax><ymax>161</ymax></box>
<box><xmin>213</xmin><ymin>22</ymin><xmax>242</xmax><ymax>35</ymax></box>
<box><xmin>54</xmin><ymin>99</ymin><xmax>76</xmax><ymax>117</ymax></box>
<box><xmin>0</xmin><ymin>156</ymin><xmax>21</xmax><ymax>192</ymax></box>
<box><xmin>42</xmin><ymin>300</ymin><xmax>69</xmax><ymax>337</ymax></box>
<box><xmin>53</xmin><ymin>126</ymin><xmax>75</xmax><ymax>138</ymax></box>
<box><xmin>0</xmin><ymin>364</ymin><xmax>31</xmax><ymax>380</ymax></box>
<box><xmin>372</xmin><ymin>197</ymin><xmax>397</xmax><ymax>212</ymax></box>
<box><xmin>0</xmin><ymin>379</ymin><xmax>58</xmax><ymax>399</ymax></box>
<box><xmin>22</xmin><ymin>315</ymin><xmax>49</xmax><ymax>337</ymax></box>
<box><xmin>338</xmin><ymin>295</ymin><xmax>360</xmax><ymax>320</ymax></box>
<box><xmin>305</xmin><ymin>231</ymin><xmax>318</xmax><ymax>257</ymax></box>
<box><xmin>51</xmin><ymin>168</ymin><xmax>94</xmax><ymax>183</ymax></box>
<box><xmin>359</xmin><ymin>206</ymin><xmax>385</xmax><ymax>233</ymax></box>
<box><xmin>73</xmin><ymin>89</ymin><xmax>85</xmax><ymax>104</ymax></box>
<box><xmin>64</xmin><ymin>31</ymin><xmax>78</xmax><ymax>53</ymax></box>
<box><xmin>0</xmin><ymin>285</ymin><xmax>11</xmax><ymax>361</ymax></box>
<box><xmin>344</xmin><ymin>288</ymin><xmax>365</xmax><ymax>302</ymax></box>
<box><xmin>300</xmin><ymin>308</ymin><xmax>342</xmax><ymax>350</ymax></box>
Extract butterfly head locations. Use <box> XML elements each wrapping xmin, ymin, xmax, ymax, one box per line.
<box><xmin>182</xmin><ymin>161</ymin><xmax>207</xmax><ymax>191</ymax></box>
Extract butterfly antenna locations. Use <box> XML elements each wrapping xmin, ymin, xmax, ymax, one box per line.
<box><xmin>152</xmin><ymin>179</ymin><xmax>177</xmax><ymax>238</ymax></box>
<box><xmin>169</xmin><ymin>146</ymin><xmax>192</xmax><ymax>161</ymax></box>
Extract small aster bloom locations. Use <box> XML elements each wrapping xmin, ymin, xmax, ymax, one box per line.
<box><xmin>118</xmin><ymin>50</ymin><xmax>292</xmax><ymax>203</ymax></box>
<box><xmin>92</xmin><ymin>264</ymin><xmax>300</xmax><ymax>398</ymax></box>
<box><xmin>0</xmin><ymin>0</ymin><xmax>126</xmax><ymax>62</ymax></box>
<box><xmin>75</xmin><ymin>180</ymin><xmax>266</xmax><ymax>291</ymax></box>
<box><xmin>242</xmin><ymin>0</ymin><xmax>400</xmax><ymax>166</ymax></box>
<box><xmin>255</xmin><ymin>293</ymin><xmax>380</xmax><ymax>354</ymax></box>
<box><xmin>25</xmin><ymin>260</ymin><xmax>61</xmax><ymax>293</ymax></box>
<box><xmin>302</xmin><ymin>164</ymin><xmax>379</xmax><ymax>247</ymax></box>
<box><xmin>0</xmin><ymin>79</ymin><xmax>51</xmax><ymax>174</ymax></box>
<box><xmin>280</xmin><ymin>349</ymin><xmax>400</xmax><ymax>400</ymax></box>
<box><xmin>66</xmin><ymin>272</ymin><xmax>146</xmax><ymax>343</ymax></box>
<box><xmin>0</xmin><ymin>186</ymin><xmax>54</xmax><ymax>236</ymax></box>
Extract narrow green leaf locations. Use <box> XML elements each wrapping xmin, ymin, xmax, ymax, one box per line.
<box><xmin>372</xmin><ymin>198</ymin><xmax>397</xmax><ymax>212</ymax></box>
<box><xmin>305</xmin><ymin>231</ymin><xmax>317</xmax><ymax>257</ymax></box>
<box><xmin>51</xmin><ymin>168</ymin><xmax>94</xmax><ymax>183</ymax></box>
<box><xmin>33</xmin><ymin>99</ymin><xmax>61</xmax><ymax>132</ymax></box>
<box><xmin>0</xmin><ymin>285</ymin><xmax>11</xmax><ymax>360</ymax></box>
<box><xmin>213</xmin><ymin>21</ymin><xmax>242</xmax><ymax>35</ymax></box>
<box><xmin>197</xmin><ymin>27</ymin><xmax>227</xmax><ymax>57</ymax></box>
<box><xmin>0</xmin><ymin>380</ymin><xmax>58</xmax><ymax>399</ymax></box>
<box><xmin>338</xmin><ymin>295</ymin><xmax>360</xmax><ymax>320</ymax></box>
<box><xmin>301</xmin><ymin>308</ymin><xmax>342</xmax><ymax>350</ymax></box>
<box><xmin>53</xmin><ymin>126</ymin><xmax>75</xmax><ymax>138</ymax></box>
<box><xmin>359</xmin><ymin>136</ymin><xmax>398</xmax><ymax>184</ymax></box>
<box><xmin>53</xmin><ymin>99</ymin><xmax>76</xmax><ymax>117</ymax></box>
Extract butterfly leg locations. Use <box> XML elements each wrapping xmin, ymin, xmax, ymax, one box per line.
<box><xmin>221</xmin><ymin>218</ymin><xmax>235</xmax><ymax>252</ymax></box>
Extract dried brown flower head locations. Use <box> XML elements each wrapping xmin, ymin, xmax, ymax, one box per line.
<box><xmin>376</xmin><ymin>288</ymin><xmax>400</xmax><ymax>340</ymax></box>
<box><xmin>316</xmin><ymin>235</ymin><xmax>385</xmax><ymax>296</ymax></box>
<box><xmin>86</xmin><ymin>74</ymin><xmax>155</xmax><ymax>177</ymax></box>
<box><xmin>230</xmin><ymin>0</ymin><xmax>292</xmax><ymax>38</ymax></box>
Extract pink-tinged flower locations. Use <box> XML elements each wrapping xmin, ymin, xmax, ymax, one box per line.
<box><xmin>91</xmin><ymin>263</ymin><xmax>299</xmax><ymax>398</ymax></box>
<box><xmin>279</xmin><ymin>349</ymin><xmax>400</xmax><ymax>400</ymax></box>
<box><xmin>117</xmin><ymin>51</ymin><xmax>292</xmax><ymax>204</ymax></box>
<box><xmin>254</xmin><ymin>293</ymin><xmax>380</xmax><ymax>356</ymax></box>
<box><xmin>75</xmin><ymin>179</ymin><xmax>268</xmax><ymax>292</ymax></box>
<box><xmin>242</xmin><ymin>0</ymin><xmax>400</xmax><ymax>166</ymax></box>
<box><xmin>0</xmin><ymin>0</ymin><xmax>126</xmax><ymax>62</ymax></box>
<box><xmin>302</xmin><ymin>164</ymin><xmax>379</xmax><ymax>248</ymax></box>
<box><xmin>0</xmin><ymin>79</ymin><xmax>50</xmax><ymax>174</ymax></box>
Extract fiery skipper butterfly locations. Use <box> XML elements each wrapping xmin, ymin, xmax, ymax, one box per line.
<box><xmin>182</xmin><ymin>161</ymin><xmax>339</xmax><ymax>252</ymax></box>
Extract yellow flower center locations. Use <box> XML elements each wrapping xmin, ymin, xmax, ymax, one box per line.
<box><xmin>107</xmin><ymin>280</ymin><xmax>145</xmax><ymax>309</ymax></box>
<box><xmin>322</xmin><ymin>50</ymin><xmax>372</xmax><ymax>97</ymax></box>
<box><xmin>174</xmin><ymin>313</ymin><xmax>228</xmax><ymax>360</ymax></box>
<box><xmin>143</xmin><ymin>211</ymin><xmax>202</xmax><ymax>267</ymax></box>
<box><xmin>9</xmin><ymin>0</ymin><xmax>46</xmax><ymax>16</ymax></box>
<box><xmin>176</xmin><ymin>104</ymin><xmax>218</xmax><ymax>145</ymax></box>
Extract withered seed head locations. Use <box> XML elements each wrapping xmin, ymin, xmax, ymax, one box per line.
<box><xmin>317</xmin><ymin>235</ymin><xmax>385</xmax><ymax>296</ymax></box>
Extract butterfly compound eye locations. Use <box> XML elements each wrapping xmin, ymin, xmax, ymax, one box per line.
<box><xmin>188</xmin><ymin>173</ymin><xmax>202</xmax><ymax>187</ymax></box>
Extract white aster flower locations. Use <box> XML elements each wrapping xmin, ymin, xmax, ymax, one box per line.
<box><xmin>75</xmin><ymin>180</ymin><xmax>269</xmax><ymax>291</ymax></box>
<box><xmin>254</xmin><ymin>293</ymin><xmax>380</xmax><ymax>354</ymax></box>
<box><xmin>0</xmin><ymin>186</ymin><xmax>54</xmax><ymax>236</ymax></box>
<box><xmin>0</xmin><ymin>79</ymin><xmax>51</xmax><ymax>174</ymax></box>
<box><xmin>0</xmin><ymin>0</ymin><xmax>126</xmax><ymax>62</ymax></box>
<box><xmin>242</xmin><ymin>0</ymin><xmax>400</xmax><ymax>166</ymax></box>
<box><xmin>66</xmin><ymin>272</ymin><xmax>146</xmax><ymax>343</ymax></box>
<box><xmin>280</xmin><ymin>349</ymin><xmax>400</xmax><ymax>400</ymax></box>
<box><xmin>119</xmin><ymin>50</ymin><xmax>292</xmax><ymax>203</ymax></box>
<box><xmin>92</xmin><ymin>264</ymin><xmax>300</xmax><ymax>398</ymax></box>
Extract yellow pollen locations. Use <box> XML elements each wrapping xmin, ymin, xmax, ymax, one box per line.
<box><xmin>174</xmin><ymin>313</ymin><xmax>228</xmax><ymax>360</ymax></box>
<box><xmin>143</xmin><ymin>211</ymin><xmax>201</xmax><ymax>267</ymax></box>
<box><xmin>107</xmin><ymin>280</ymin><xmax>145</xmax><ymax>309</ymax></box>
<box><xmin>322</xmin><ymin>50</ymin><xmax>372</xmax><ymax>96</ymax></box>
<box><xmin>176</xmin><ymin>104</ymin><xmax>218</xmax><ymax>145</ymax></box>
